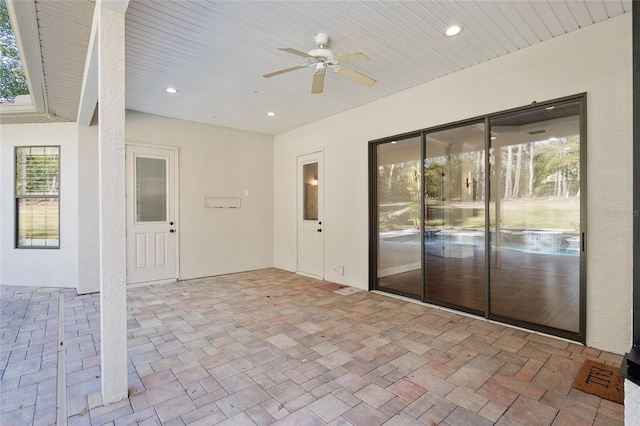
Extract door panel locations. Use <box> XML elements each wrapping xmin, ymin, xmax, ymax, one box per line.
<box><xmin>155</xmin><ymin>233</ymin><xmax>167</xmax><ymax>267</ymax></box>
<box><xmin>489</xmin><ymin>102</ymin><xmax>582</xmax><ymax>333</ymax></box>
<box><xmin>297</xmin><ymin>152</ymin><xmax>323</xmax><ymax>278</ymax></box>
<box><xmin>424</xmin><ymin>123</ymin><xmax>486</xmax><ymax>313</ymax></box>
<box><xmin>126</xmin><ymin>145</ymin><xmax>178</xmax><ymax>285</ymax></box>
<box><xmin>374</xmin><ymin>136</ymin><xmax>422</xmax><ymax>298</ymax></box>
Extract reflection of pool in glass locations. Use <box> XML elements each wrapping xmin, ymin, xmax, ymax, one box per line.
<box><xmin>494</xmin><ymin>228</ymin><xmax>579</xmax><ymax>256</ymax></box>
<box><xmin>499</xmin><ymin>245</ymin><xmax>578</xmax><ymax>256</ymax></box>
<box><xmin>385</xmin><ymin>229</ymin><xmax>580</xmax><ymax>256</ymax></box>
<box><xmin>422</xmin><ymin>228</ymin><xmax>580</xmax><ymax>256</ymax></box>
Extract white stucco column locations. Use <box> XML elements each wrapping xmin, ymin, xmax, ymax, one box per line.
<box><xmin>627</xmin><ymin>379</ymin><xmax>640</xmax><ymax>426</ymax></box>
<box><xmin>97</xmin><ymin>0</ymin><xmax>129</xmax><ymax>405</ymax></box>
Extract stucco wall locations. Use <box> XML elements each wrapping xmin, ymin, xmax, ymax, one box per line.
<box><xmin>125</xmin><ymin>111</ymin><xmax>275</xmax><ymax>280</ymax></box>
<box><xmin>0</xmin><ymin>123</ymin><xmax>79</xmax><ymax>288</ymax></box>
<box><xmin>626</xmin><ymin>379</ymin><xmax>640</xmax><ymax>426</ymax></box>
<box><xmin>273</xmin><ymin>13</ymin><xmax>632</xmax><ymax>354</ymax></box>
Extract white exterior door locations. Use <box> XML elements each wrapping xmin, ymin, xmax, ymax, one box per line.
<box><xmin>126</xmin><ymin>145</ymin><xmax>178</xmax><ymax>285</ymax></box>
<box><xmin>297</xmin><ymin>151</ymin><xmax>323</xmax><ymax>278</ymax></box>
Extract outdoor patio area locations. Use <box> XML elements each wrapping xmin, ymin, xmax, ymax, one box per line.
<box><xmin>0</xmin><ymin>268</ymin><xmax>625</xmax><ymax>425</ymax></box>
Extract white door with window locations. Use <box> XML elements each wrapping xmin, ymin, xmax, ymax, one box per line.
<box><xmin>297</xmin><ymin>151</ymin><xmax>324</xmax><ymax>278</ymax></box>
<box><xmin>126</xmin><ymin>144</ymin><xmax>178</xmax><ymax>285</ymax></box>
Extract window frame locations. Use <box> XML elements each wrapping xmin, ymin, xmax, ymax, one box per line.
<box><xmin>14</xmin><ymin>145</ymin><xmax>61</xmax><ymax>249</ymax></box>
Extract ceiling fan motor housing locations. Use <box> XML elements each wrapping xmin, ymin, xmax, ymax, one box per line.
<box><xmin>314</xmin><ymin>33</ymin><xmax>329</xmax><ymax>46</ymax></box>
<box><xmin>308</xmin><ymin>48</ymin><xmax>334</xmax><ymax>59</ymax></box>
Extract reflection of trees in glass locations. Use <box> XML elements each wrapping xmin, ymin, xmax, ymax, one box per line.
<box><xmin>378</xmin><ymin>160</ymin><xmax>421</xmax><ymax>231</ymax></box>
<box><xmin>401</xmin><ymin>162</ymin><xmax>421</xmax><ymax>228</ymax></box>
<box><xmin>500</xmin><ymin>136</ymin><xmax>579</xmax><ymax>200</ymax></box>
<box><xmin>536</xmin><ymin>136</ymin><xmax>580</xmax><ymax>197</ymax></box>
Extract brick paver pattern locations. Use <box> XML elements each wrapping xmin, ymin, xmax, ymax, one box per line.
<box><xmin>0</xmin><ymin>268</ymin><xmax>625</xmax><ymax>425</ymax></box>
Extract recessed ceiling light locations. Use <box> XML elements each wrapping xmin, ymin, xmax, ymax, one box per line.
<box><xmin>267</xmin><ymin>112</ymin><xmax>276</xmax><ymax>117</ymax></box>
<box><xmin>491</xmin><ymin>136</ymin><xmax>497</xmax><ymax>140</ymax></box>
<box><xmin>391</xmin><ymin>141</ymin><xmax>397</xmax><ymax>144</ymax></box>
<box><xmin>445</xmin><ymin>25</ymin><xmax>462</xmax><ymax>37</ymax></box>
<box><xmin>545</xmin><ymin>106</ymin><xmax>555</xmax><ymax>110</ymax></box>
<box><xmin>165</xmin><ymin>87</ymin><xmax>178</xmax><ymax>94</ymax></box>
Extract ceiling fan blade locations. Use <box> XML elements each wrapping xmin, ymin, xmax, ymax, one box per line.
<box><xmin>263</xmin><ymin>65</ymin><xmax>306</xmax><ymax>78</ymax></box>
<box><xmin>278</xmin><ymin>48</ymin><xmax>311</xmax><ymax>58</ymax></box>
<box><xmin>334</xmin><ymin>52</ymin><xmax>370</xmax><ymax>63</ymax></box>
<box><xmin>336</xmin><ymin>66</ymin><xmax>376</xmax><ymax>87</ymax></box>
<box><xmin>311</xmin><ymin>72</ymin><xmax>325</xmax><ymax>94</ymax></box>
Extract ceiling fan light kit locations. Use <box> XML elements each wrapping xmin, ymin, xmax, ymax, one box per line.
<box><xmin>263</xmin><ymin>33</ymin><xmax>376</xmax><ymax>94</ymax></box>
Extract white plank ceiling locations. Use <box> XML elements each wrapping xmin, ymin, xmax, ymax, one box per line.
<box><xmin>124</xmin><ymin>0</ymin><xmax>632</xmax><ymax>135</ymax></box>
<box><xmin>3</xmin><ymin>1</ymin><xmax>632</xmax><ymax>133</ymax></box>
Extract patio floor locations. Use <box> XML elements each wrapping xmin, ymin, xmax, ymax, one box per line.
<box><xmin>0</xmin><ymin>268</ymin><xmax>625</xmax><ymax>425</ymax></box>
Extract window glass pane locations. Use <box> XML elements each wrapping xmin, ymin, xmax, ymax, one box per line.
<box><xmin>376</xmin><ymin>136</ymin><xmax>422</xmax><ymax>298</ymax></box>
<box><xmin>424</xmin><ymin>123</ymin><xmax>486</xmax><ymax>312</ymax></box>
<box><xmin>16</xmin><ymin>146</ymin><xmax>60</xmax><ymax>196</ymax></box>
<box><xmin>17</xmin><ymin>198</ymin><xmax>59</xmax><ymax>247</ymax></box>
<box><xmin>136</xmin><ymin>156</ymin><xmax>167</xmax><ymax>222</ymax></box>
<box><xmin>489</xmin><ymin>101</ymin><xmax>581</xmax><ymax>333</ymax></box>
<box><xmin>303</xmin><ymin>162</ymin><xmax>318</xmax><ymax>220</ymax></box>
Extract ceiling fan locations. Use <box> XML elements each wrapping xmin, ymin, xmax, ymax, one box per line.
<box><xmin>263</xmin><ymin>33</ymin><xmax>376</xmax><ymax>94</ymax></box>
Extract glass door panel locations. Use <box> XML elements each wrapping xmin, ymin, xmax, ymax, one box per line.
<box><xmin>424</xmin><ymin>123</ymin><xmax>486</xmax><ymax>313</ymax></box>
<box><xmin>375</xmin><ymin>136</ymin><xmax>422</xmax><ymax>298</ymax></box>
<box><xmin>135</xmin><ymin>156</ymin><xmax>168</xmax><ymax>223</ymax></box>
<box><xmin>489</xmin><ymin>101</ymin><xmax>582</xmax><ymax>333</ymax></box>
<box><xmin>303</xmin><ymin>162</ymin><xmax>319</xmax><ymax>220</ymax></box>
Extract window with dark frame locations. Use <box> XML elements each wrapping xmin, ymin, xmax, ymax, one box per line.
<box><xmin>15</xmin><ymin>146</ymin><xmax>60</xmax><ymax>248</ymax></box>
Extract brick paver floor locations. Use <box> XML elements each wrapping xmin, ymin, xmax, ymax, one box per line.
<box><xmin>1</xmin><ymin>268</ymin><xmax>625</xmax><ymax>425</ymax></box>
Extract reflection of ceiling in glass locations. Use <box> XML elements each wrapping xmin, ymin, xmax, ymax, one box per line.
<box><xmin>491</xmin><ymin>101</ymin><xmax>580</xmax><ymax>127</ymax></box>
<box><xmin>426</xmin><ymin>123</ymin><xmax>485</xmax><ymax>153</ymax></box>
<box><xmin>377</xmin><ymin>136</ymin><xmax>421</xmax><ymax>167</ymax></box>
<box><xmin>490</xmin><ymin>102</ymin><xmax>580</xmax><ymax>147</ymax></box>
<box><xmin>377</xmin><ymin>99</ymin><xmax>581</xmax><ymax>159</ymax></box>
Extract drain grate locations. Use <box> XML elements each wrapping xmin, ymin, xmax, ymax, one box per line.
<box><xmin>56</xmin><ymin>293</ymin><xmax>67</xmax><ymax>426</ymax></box>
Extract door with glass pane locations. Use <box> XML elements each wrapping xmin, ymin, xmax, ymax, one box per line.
<box><xmin>489</xmin><ymin>100</ymin><xmax>583</xmax><ymax>336</ymax></box>
<box><xmin>297</xmin><ymin>151</ymin><xmax>323</xmax><ymax>278</ymax></box>
<box><xmin>374</xmin><ymin>136</ymin><xmax>422</xmax><ymax>297</ymax></box>
<box><xmin>126</xmin><ymin>145</ymin><xmax>178</xmax><ymax>284</ymax></box>
<box><xmin>424</xmin><ymin>123</ymin><xmax>486</xmax><ymax>313</ymax></box>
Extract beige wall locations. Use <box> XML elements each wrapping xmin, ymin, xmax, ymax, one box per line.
<box><xmin>2</xmin><ymin>112</ymin><xmax>274</xmax><ymax>293</ymax></box>
<box><xmin>0</xmin><ymin>123</ymin><xmax>80</xmax><ymax>288</ymax></box>
<box><xmin>273</xmin><ymin>14</ymin><xmax>632</xmax><ymax>354</ymax></box>
<box><xmin>126</xmin><ymin>111</ymin><xmax>275</xmax><ymax>281</ymax></box>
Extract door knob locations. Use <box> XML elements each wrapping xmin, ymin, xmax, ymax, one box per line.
<box><xmin>170</xmin><ymin>221</ymin><xmax>174</xmax><ymax>225</ymax></box>
<box><xmin>170</xmin><ymin>229</ymin><xmax>175</xmax><ymax>233</ymax></box>
<box><xmin>317</xmin><ymin>229</ymin><xmax>322</xmax><ymax>232</ymax></box>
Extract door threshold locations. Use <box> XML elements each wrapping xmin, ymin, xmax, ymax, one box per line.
<box><xmin>127</xmin><ymin>278</ymin><xmax>177</xmax><ymax>288</ymax></box>
<box><xmin>296</xmin><ymin>271</ymin><xmax>323</xmax><ymax>280</ymax></box>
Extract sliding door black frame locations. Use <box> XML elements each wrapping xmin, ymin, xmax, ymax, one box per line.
<box><xmin>369</xmin><ymin>93</ymin><xmax>587</xmax><ymax>344</ymax></box>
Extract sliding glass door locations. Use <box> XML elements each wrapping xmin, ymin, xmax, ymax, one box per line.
<box><xmin>424</xmin><ymin>123</ymin><xmax>486</xmax><ymax>314</ymax></box>
<box><xmin>370</xmin><ymin>95</ymin><xmax>585</xmax><ymax>342</ymax></box>
<box><xmin>375</xmin><ymin>135</ymin><xmax>422</xmax><ymax>298</ymax></box>
<box><xmin>489</xmin><ymin>100</ymin><xmax>583</xmax><ymax>335</ymax></box>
